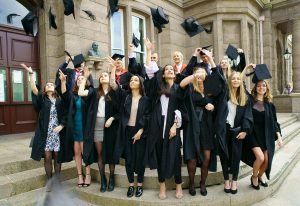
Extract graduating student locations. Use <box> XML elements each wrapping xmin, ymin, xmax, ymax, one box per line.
<box><xmin>78</xmin><ymin>67</ymin><xmax>119</xmax><ymax>193</ymax></box>
<box><xmin>179</xmin><ymin>49</ymin><xmax>218</xmax><ymax>196</ymax></box>
<box><xmin>21</xmin><ymin>63</ymin><xmax>66</xmax><ymax>190</ymax></box>
<box><xmin>55</xmin><ymin>53</ymin><xmax>93</xmax><ymax>95</ymax></box>
<box><xmin>108</xmin><ymin>56</ymin><xmax>150</xmax><ymax>198</ymax></box>
<box><xmin>173</xmin><ymin>51</ymin><xmax>187</xmax><ymax>74</ymax></box>
<box><xmin>143</xmin><ymin>38</ymin><xmax>183</xmax><ymax>200</ymax></box>
<box><xmin>242</xmin><ymin>64</ymin><xmax>283</xmax><ymax>190</ymax></box>
<box><xmin>60</xmin><ymin>71</ymin><xmax>92</xmax><ymax>188</ymax></box>
<box><xmin>219</xmin><ymin>71</ymin><xmax>253</xmax><ymax>194</ymax></box>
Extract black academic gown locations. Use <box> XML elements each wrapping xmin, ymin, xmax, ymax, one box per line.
<box><xmin>83</xmin><ymin>88</ymin><xmax>119</xmax><ymax>165</ymax></box>
<box><xmin>59</xmin><ymin>91</ymin><xmax>89</xmax><ymax>163</ymax></box>
<box><xmin>242</xmin><ymin>97</ymin><xmax>281</xmax><ymax>179</ymax></box>
<box><xmin>225</xmin><ymin>98</ymin><xmax>253</xmax><ymax>173</ymax></box>
<box><xmin>112</xmin><ymin>87</ymin><xmax>150</xmax><ymax>173</ymax></box>
<box><xmin>145</xmin><ymin>83</ymin><xmax>183</xmax><ymax>179</ymax></box>
<box><xmin>31</xmin><ymin>92</ymin><xmax>67</xmax><ymax>162</ymax></box>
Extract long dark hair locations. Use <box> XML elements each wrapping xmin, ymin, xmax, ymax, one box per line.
<box><xmin>128</xmin><ymin>75</ymin><xmax>146</xmax><ymax>96</ymax></box>
<box><xmin>159</xmin><ymin>64</ymin><xmax>176</xmax><ymax>97</ymax></box>
<box><xmin>97</xmin><ymin>71</ymin><xmax>112</xmax><ymax>101</ymax></box>
<box><xmin>43</xmin><ymin>82</ymin><xmax>58</xmax><ymax>98</ymax></box>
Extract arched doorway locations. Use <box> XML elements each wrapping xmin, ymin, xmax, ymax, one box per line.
<box><xmin>0</xmin><ymin>0</ymin><xmax>39</xmax><ymax>135</ymax></box>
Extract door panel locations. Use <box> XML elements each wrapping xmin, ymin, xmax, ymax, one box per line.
<box><xmin>7</xmin><ymin>32</ymin><xmax>38</xmax><ymax>68</ymax></box>
<box><xmin>10</xmin><ymin>105</ymin><xmax>37</xmax><ymax>133</ymax></box>
<box><xmin>0</xmin><ymin>31</ymin><xmax>7</xmax><ymax>67</ymax></box>
<box><xmin>0</xmin><ymin>106</ymin><xmax>9</xmax><ymax>135</ymax></box>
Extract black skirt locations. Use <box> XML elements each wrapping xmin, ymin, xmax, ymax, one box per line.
<box><xmin>198</xmin><ymin>110</ymin><xmax>214</xmax><ymax>150</ymax></box>
<box><xmin>124</xmin><ymin>126</ymin><xmax>146</xmax><ymax>174</ymax></box>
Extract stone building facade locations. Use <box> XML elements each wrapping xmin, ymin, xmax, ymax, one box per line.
<box><xmin>0</xmin><ymin>0</ymin><xmax>299</xmax><ymax>134</ymax></box>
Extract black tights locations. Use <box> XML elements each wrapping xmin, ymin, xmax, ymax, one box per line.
<box><xmin>201</xmin><ymin>150</ymin><xmax>211</xmax><ymax>186</ymax></box>
<box><xmin>95</xmin><ymin>141</ymin><xmax>115</xmax><ymax>177</ymax></box>
<box><xmin>44</xmin><ymin>151</ymin><xmax>61</xmax><ymax>180</ymax></box>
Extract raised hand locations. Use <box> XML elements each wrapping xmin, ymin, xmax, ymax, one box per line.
<box><xmin>144</xmin><ymin>37</ymin><xmax>153</xmax><ymax>51</ymax></box>
<box><xmin>83</xmin><ymin>65</ymin><xmax>90</xmax><ymax>79</ymax></box>
<box><xmin>194</xmin><ymin>48</ymin><xmax>202</xmax><ymax>56</ymax></box>
<box><xmin>59</xmin><ymin>69</ymin><xmax>67</xmax><ymax>82</ymax></box>
<box><xmin>20</xmin><ymin>63</ymin><xmax>33</xmax><ymax>73</ymax></box>
<box><xmin>128</xmin><ymin>43</ymin><xmax>135</xmax><ymax>54</ymax></box>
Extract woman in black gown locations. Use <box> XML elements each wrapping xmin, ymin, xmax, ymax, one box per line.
<box><xmin>247</xmin><ymin>77</ymin><xmax>283</xmax><ymax>189</ymax></box>
<box><xmin>179</xmin><ymin>49</ymin><xmax>217</xmax><ymax>196</ymax></box>
<box><xmin>219</xmin><ymin>71</ymin><xmax>253</xmax><ymax>194</ymax></box>
<box><xmin>108</xmin><ymin>56</ymin><xmax>150</xmax><ymax>198</ymax></box>
<box><xmin>20</xmin><ymin>63</ymin><xmax>66</xmax><ymax>190</ymax></box>
<box><xmin>78</xmin><ymin>67</ymin><xmax>119</xmax><ymax>192</ymax></box>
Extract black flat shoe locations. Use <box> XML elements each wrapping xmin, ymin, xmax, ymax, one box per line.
<box><xmin>200</xmin><ymin>181</ymin><xmax>207</xmax><ymax>196</ymax></box>
<box><xmin>258</xmin><ymin>178</ymin><xmax>268</xmax><ymax>187</ymax></box>
<box><xmin>135</xmin><ymin>186</ymin><xmax>143</xmax><ymax>197</ymax></box>
<box><xmin>224</xmin><ymin>188</ymin><xmax>231</xmax><ymax>193</ymax></box>
<box><xmin>250</xmin><ymin>176</ymin><xmax>260</xmax><ymax>190</ymax></box>
<box><xmin>107</xmin><ymin>175</ymin><xmax>115</xmax><ymax>192</ymax></box>
<box><xmin>189</xmin><ymin>184</ymin><xmax>196</xmax><ymax>196</ymax></box>
<box><xmin>230</xmin><ymin>189</ymin><xmax>238</xmax><ymax>194</ymax></box>
<box><xmin>127</xmin><ymin>186</ymin><xmax>135</xmax><ymax>197</ymax></box>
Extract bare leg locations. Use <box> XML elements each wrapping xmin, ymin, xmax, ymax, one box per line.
<box><xmin>74</xmin><ymin>141</ymin><xmax>84</xmax><ymax>185</ymax></box>
<box><xmin>258</xmin><ymin>150</ymin><xmax>269</xmax><ymax>179</ymax></box>
<box><xmin>251</xmin><ymin>147</ymin><xmax>264</xmax><ymax>186</ymax></box>
<box><xmin>159</xmin><ymin>182</ymin><xmax>166</xmax><ymax>200</ymax></box>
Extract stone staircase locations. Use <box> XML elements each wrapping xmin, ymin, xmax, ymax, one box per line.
<box><xmin>0</xmin><ymin>113</ymin><xmax>299</xmax><ymax>206</ymax></box>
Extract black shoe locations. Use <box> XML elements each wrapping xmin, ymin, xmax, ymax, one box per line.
<box><xmin>250</xmin><ymin>176</ymin><xmax>260</xmax><ymax>190</ymax></box>
<box><xmin>100</xmin><ymin>175</ymin><xmax>107</xmax><ymax>193</ymax></box>
<box><xmin>107</xmin><ymin>175</ymin><xmax>115</xmax><ymax>192</ymax></box>
<box><xmin>200</xmin><ymin>182</ymin><xmax>207</xmax><ymax>196</ymax></box>
<box><xmin>258</xmin><ymin>177</ymin><xmax>268</xmax><ymax>187</ymax></box>
<box><xmin>230</xmin><ymin>189</ymin><xmax>238</xmax><ymax>194</ymax></box>
<box><xmin>127</xmin><ymin>186</ymin><xmax>135</xmax><ymax>198</ymax></box>
<box><xmin>135</xmin><ymin>186</ymin><xmax>143</xmax><ymax>197</ymax></box>
<box><xmin>224</xmin><ymin>188</ymin><xmax>231</xmax><ymax>193</ymax></box>
<box><xmin>189</xmin><ymin>184</ymin><xmax>196</xmax><ymax>196</ymax></box>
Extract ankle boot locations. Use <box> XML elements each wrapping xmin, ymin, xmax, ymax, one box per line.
<box><xmin>107</xmin><ymin>174</ymin><xmax>115</xmax><ymax>192</ymax></box>
<box><xmin>100</xmin><ymin>174</ymin><xmax>107</xmax><ymax>193</ymax></box>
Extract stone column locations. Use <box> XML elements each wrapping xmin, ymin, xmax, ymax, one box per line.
<box><xmin>292</xmin><ymin>17</ymin><xmax>300</xmax><ymax>93</ymax></box>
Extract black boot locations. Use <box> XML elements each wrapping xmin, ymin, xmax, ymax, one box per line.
<box><xmin>100</xmin><ymin>174</ymin><xmax>107</xmax><ymax>193</ymax></box>
<box><xmin>107</xmin><ymin>174</ymin><xmax>115</xmax><ymax>192</ymax></box>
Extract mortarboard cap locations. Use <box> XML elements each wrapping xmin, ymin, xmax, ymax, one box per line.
<box><xmin>48</xmin><ymin>7</ymin><xmax>57</xmax><ymax>30</ymax></box>
<box><xmin>73</xmin><ymin>54</ymin><xmax>85</xmax><ymax>68</ymax></box>
<box><xmin>150</xmin><ymin>7</ymin><xmax>169</xmax><ymax>33</ymax></box>
<box><xmin>181</xmin><ymin>17</ymin><xmax>205</xmax><ymax>37</ymax></box>
<box><xmin>63</xmin><ymin>0</ymin><xmax>75</xmax><ymax>19</ymax></box>
<box><xmin>107</xmin><ymin>0</ymin><xmax>119</xmax><ymax>18</ymax></box>
<box><xmin>226</xmin><ymin>44</ymin><xmax>239</xmax><ymax>60</ymax></box>
<box><xmin>204</xmin><ymin>72</ymin><xmax>223</xmax><ymax>97</ymax></box>
<box><xmin>21</xmin><ymin>12</ymin><xmax>38</xmax><ymax>36</ymax></box>
<box><xmin>132</xmin><ymin>33</ymin><xmax>140</xmax><ymax>48</ymax></box>
<box><xmin>82</xmin><ymin>10</ymin><xmax>96</xmax><ymax>20</ymax></box>
<box><xmin>199</xmin><ymin>45</ymin><xmax>212</xmax><ymax>55</ymax></box>
<box><xmin>112</xmin><ymin>53</ymin><xmax>124</xmax><ymax>60</ymax></box>
<box><xmin>252</xmin><ymin>64</ymin><xmax>272</xmax><ymax>83</ymax></box>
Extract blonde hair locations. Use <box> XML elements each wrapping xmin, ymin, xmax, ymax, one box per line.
<box><xmin>173</xmin><ymin>51</ymin><xmax>183</xmax><ymax>63</ymax></box>
<box><xmin>228</xmin><ymin>71</ymin><xmax>247</xmax><ymax>106</ymax></box>
<box><xmin>220</xmin><ymin>58</ymin><xmax>232</xmax><ymax>80</ymax></box>
<box><xmin>251</xmin><ymin>80</ymin><xmax>273</xmax><ymax>103</ymax></box>
<box><xmin>192</xmin><ymin>68</ymin><xmax>206</xmax><ymax>95</ymax></box>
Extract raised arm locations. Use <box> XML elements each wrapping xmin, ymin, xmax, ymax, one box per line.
<box><xmin>144</xmin><ymin>37</ymin><xmax>152</xmax><ymax>67</ymax></box>
<box><xmin>106</xmin><ymin>56</ymin><xmax>118</xmax><ymax>91</ymax></box>
<box><xmin>20</xmin><ymin>63</ymin><xmax>38</xmax><ymax>96</ymax></box>
<box><xmin>59</xmin><ymin>69</ymin><xmax>67</xmax><ymax>94</ymax></box>
<box><xmin>180</xmin><ymin>74</ymin><xmax>194</xmax><ymax>89</ymax></box>
<box><xmin>78</xmin><ymin>66</ymin><xmax>90</xmax><ymax>97</ymax></box>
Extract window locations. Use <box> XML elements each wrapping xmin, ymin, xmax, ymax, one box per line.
<box><xmin>0</xmin><ymin>68</ymin><xmax>7</xmax><ymax>102</ymax></box>
<box><xmin>132</xmin><ymin>13</ymin><xmax>146</xmax><ymax>64</ymax></box>
<box><xmin>110</xmin><ymin>10</ymin><xmax>125</xmax><ymax>56</ymax></box>
<box><xmin>0</xmin><ymin>0</ymin><xmax>29</xmax><ymax>28</ymax></box>
<box><xmin>12</xmin><ymin>69</ymin><xmax>24</xmax><ymax>102</ymax></box>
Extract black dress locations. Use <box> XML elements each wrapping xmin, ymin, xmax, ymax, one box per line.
<box><xmin>249</xmin><ymin>109</ymin><xmax>267</xmax><ymax>150</ymax></box>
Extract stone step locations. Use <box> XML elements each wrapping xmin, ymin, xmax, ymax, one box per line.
<box><xmin>87</xmin><ymin>120</ymin><xmax>300</xmax><ymax>189</ymax></box>
<box><xmin>0</xmin><ymin>162</ymin><xmax>77</xmax><ymax>199</ymax></box>
<box><xmin>73</xmin><ymin>134</ymin><xmax>300</xmax><ymax>206</ymax></box>
<box><xmin>277</xmin><ymin>113</ymin><xmax>298</xmax><ymax>128</ymax></box>
<box><xmin>0</xmin><ymin>179</ymin><xmax>96</xmax><ymax>206</ymax></box>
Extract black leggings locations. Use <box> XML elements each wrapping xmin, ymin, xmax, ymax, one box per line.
<box><xmin>220</xmin><ymin>127</ymin><xmax>243</xmax><ymax>181</ymax></box>
<box><xmin>125</xmin><ymin>164</ymin><xmax>145</xmax><ymax>183</ymax></box>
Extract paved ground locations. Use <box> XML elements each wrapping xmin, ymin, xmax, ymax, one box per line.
<box><xmin>252</xmin><ymin>155</ymin><xmax>300</xmax><ymax>206</ymax></box>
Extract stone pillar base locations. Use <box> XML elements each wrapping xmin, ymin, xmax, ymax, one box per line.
<box><xmin>273</xmin><ymin>94</ymin><xmax>300</xmax><ymax>113</ymax></box>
